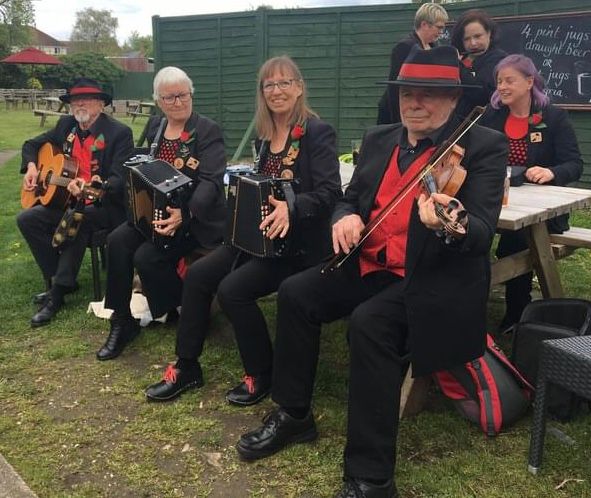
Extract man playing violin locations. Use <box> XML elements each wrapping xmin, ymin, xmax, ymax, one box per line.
<box><xmin>237</xmin><ymin>46</ymin><xmax>508</xmax><ymax>498</ymax></box>
<box><xmin>17</xmin><ymin>78</ymin><xmax>133</xmax><ymax>327</ymax></box>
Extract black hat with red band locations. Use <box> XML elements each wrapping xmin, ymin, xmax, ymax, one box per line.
<box><xmin>59</xmin><ymin>77</ymin><xmax>112</xmax><ymax>105</ymax></box>
<box><xmin>381</xmin><ymin>45</ymin><xmax>480</xmax><ymax>89</ymax></box>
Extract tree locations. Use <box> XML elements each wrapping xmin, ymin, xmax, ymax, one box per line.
<box><xmin>122</xmin><ymin>30</ymin><xmax>153</xmax><ymax>58</ymax></box>
<box><xmin>42</xmin><ymin>52</ymin><xmax>124</xmax><ymax>90</ymax></box>
<box><xmin>0</xmin><ymin>0</ymin><xmax>34</xmax><ymax>87</ymax></box>
<box><xmin>0</xmin><ymin>0</ymin><xmax>34</xmax><ymax>51</ymax></box>
<box><xmin>70</xmin><ymin>8</ymin><xmax>120</xmax><ymax>55</ymax></box>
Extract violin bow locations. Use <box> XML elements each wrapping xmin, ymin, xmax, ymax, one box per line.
<box><xmin>322</xmin><ymin>106</ymin><xmax>486</xmax><ymax>273</ymax></box>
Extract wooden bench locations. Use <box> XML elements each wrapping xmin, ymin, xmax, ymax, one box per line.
<box><xmin>34</xmin><ymin>109</ymin><xmax>65</xmax><ymax>126</ymax></box>
<box><xmin>127</xmin><ymin>110</ymin><xmax>152</xmax><ymax>123</ymax></box>
<box><xmin>549</xmin><ymin>226</ymin><xmax>591</xmax><ymax>249</ymax></box>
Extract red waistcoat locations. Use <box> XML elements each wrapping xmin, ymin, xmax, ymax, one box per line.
<box><xmin>359</xmin><ymin>145</ymin><xmax>435</xmax><ymax>277</ymax></box>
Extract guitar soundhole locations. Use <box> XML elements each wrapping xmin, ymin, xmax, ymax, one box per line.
<box><xmin>44</xmin><ymin>170</ymin><xmax>52</xmax><ymax>189</ymax></box>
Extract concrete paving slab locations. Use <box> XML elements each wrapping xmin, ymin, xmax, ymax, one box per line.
<box><xmin>0</xmin><ymin>454</ymin><xmax>38</xmax><ymax>498</ymax></box>
<box><xmin>0</xmin><ymin>149</ymin><xmax>18</xmax><ymax>167</ymax></box>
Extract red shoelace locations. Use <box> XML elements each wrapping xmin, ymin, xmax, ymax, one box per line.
<box><xmin>163</xmin><ymin>364</ymin><xmax>178</xmax><ymax>384</ymax></box>
<box><xmin>243</xmin><ymin>375</ymin><xmax>255</xmax><ymax>394</ymax></box>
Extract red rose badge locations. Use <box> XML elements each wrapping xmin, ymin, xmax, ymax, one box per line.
<box><xmin>180</xmin><ymin>131</ymin><xmax>190</xmax><ymax>142</ymax></box>
<box><xmin>291</xmin><ymin>124</ymin><xmax>305</xmax><ymax>140</ymax></box>
<box><xmin>91</xmin><ymin>133</ymin><xmax>106</xmax><ymax>152</ymax></box>
<box><xmin>531</xmin><ymin>113</ymin><xmax>542</xmax><ymax>126</ymax></box>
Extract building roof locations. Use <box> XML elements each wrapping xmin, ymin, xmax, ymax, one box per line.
<box><xmin>29</xmin><ymin>26</ymin><xmax>67</xmax><ymax>47</ymax></box>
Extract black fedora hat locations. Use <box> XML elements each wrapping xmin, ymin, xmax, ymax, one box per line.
<box><xmin>60</xmin><ymin>77</ymin><xmax>112</xmax><ymax>105</ymax></box>
<box><xmin>381</xmin><ymin>45</ymin><xmax>480</xmax><ymax>89</ymax></box>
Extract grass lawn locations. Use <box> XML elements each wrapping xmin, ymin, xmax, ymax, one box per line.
<box><xmin>0</xmin><ymin>108</ymin><xmax>590</xmax><ymax>497</ymax></box>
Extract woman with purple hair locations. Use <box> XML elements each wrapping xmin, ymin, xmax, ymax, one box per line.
<box><xmin>481</xmin><ymin>54</ymin><xmax>583</xmax><ymax>332</ymax></box>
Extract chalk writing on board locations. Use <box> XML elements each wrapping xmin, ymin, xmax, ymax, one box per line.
<box><xmin>443</xmin><ymin>12</ymin><xmax>591</xmax><ymax>108</ymax></box>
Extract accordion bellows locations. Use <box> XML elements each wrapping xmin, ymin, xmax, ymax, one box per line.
<box><xmin>125</xmin><ymin>156</ymin><xmax>194</xmax><ymax>250</ymax></box>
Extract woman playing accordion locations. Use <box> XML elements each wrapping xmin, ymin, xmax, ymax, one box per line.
<box><xmin>97</xmin><ymin>66</ymin><xmax>226</xmax><ymax>360</ymax></box>
<box><xmin>144</xmin><ymin>55</ymin><xmax>342</xmax><ymax>406</ymax></box>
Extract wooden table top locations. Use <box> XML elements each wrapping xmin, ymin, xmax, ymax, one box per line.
<box><xmin>499</xmin><ymin>184</ymin><xmax>591</xmax><ymax>231</ymax></box>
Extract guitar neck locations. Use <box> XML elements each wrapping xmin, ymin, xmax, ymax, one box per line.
<box><xmin>51</xmin><ymin>176</ymin><xmax>73</xmax><ymax>188</ymax></box>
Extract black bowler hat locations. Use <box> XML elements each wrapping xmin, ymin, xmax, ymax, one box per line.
<box><xmin>381</xmin><ymin>45</ymin><xmax>480</xmax><ymax>89</ymax></box>
<box><xmin>59</xmin><ymin>77</ymin><xmax>112</xmax><ymax>105</ymax></box>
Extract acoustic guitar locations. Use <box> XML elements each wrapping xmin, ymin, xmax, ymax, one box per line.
<box><xmin>20</xmin><ymin>142</ymin><xmax>102</xmax><ymax>209</ymax></box>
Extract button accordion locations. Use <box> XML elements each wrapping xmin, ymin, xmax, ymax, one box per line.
<box><xmin>226</xmin><ymin>172</ymin><xmax>293</xmax><ymax>258</ymax></box>
<box><xmin>125</xmin><ymin>155</ymin><xmax>194</xmax><ymax>250</ymax></box>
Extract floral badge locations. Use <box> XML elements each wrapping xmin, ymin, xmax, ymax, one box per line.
<box><xmin>178</xmin><ymin>128</ymin><xmax>196</xmax><ymax>159</ymax></box>
<box><xmin>529</xmin><ymin>112</ymin><xmax>547</xmax><ymax>129</ymax></box>
<box><xmin>282</xmin><ymin>121</ymin><xmax>307</xmax><ymax>167</ymax></box>
<box><xmin>91</xmin><ymin>133</ymin><xmax>106</xmax><ymax>152</ymax></box>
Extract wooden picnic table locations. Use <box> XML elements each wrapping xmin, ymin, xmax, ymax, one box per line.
<box><xmin>31</xmin><ymin>97</ymin><xmax>69</xmax><ymax>126</ymax></box>
<box><xmin>127</xmin><ymin>101</ymin><xmax>156</xmax><ymax>123</ymax></box>
<box><xmin>491</xmin><ymin>183</ymin><xmax>591</xmax><ymax>298</ymax></box>
<box><xmin>43</xmin><ymin>96</ymin><xmax>68</xmax><ymax>112</ymax></box>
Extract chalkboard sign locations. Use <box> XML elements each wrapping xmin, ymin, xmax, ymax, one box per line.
<box><xmin>441</xmin><ymin>11</ymin><xmax>591</xmax><ymax>109</ymax></box>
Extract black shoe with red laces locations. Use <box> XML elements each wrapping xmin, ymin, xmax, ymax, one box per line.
<box><xmin>145</xmin><ymin>362</ymin><xmax>203</xmax><ymax>401</ymax></box>
<box><xmin>225</xmin><ymin>373</ymin><xmax>271</xmax><ymax>406</ymax></box>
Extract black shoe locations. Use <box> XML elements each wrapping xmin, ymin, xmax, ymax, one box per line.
<box><xmin>226</xmin><ymin>373</ymin><xmax>271</xmax><ymax>406</ymax></box>
<box><xmin>96</xmin><ymin>314</ymin><xmax>141</xmax><ymax>361</ymax></box>
<box><xmin>236</xmin><ymin>407</ymin><xmax>317</xmax><ymax>460</ymax></box>
<box><xmin>31</xmin><ymin>296</ymin><xmax>64</xmax><ymax>327</ymax></box>
<box><xmin>32</xmin><ymin>283</ymin><xmax>79</xmax><ymax>305</ymax></box>
<box><xmin>336</xmin><ymin>477</ymin><xmax>398</xmax><ymax>498</ymax></box>
<box><xmin>145</xmin><ymin>363</ymin><xmax>204</xmax><ymax>401</ymax></box>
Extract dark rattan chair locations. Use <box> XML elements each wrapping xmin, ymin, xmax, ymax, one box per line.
<box><xmin>528</xmin><ymin>336</ymin><xmax>591</xmax><ymax>474</ymax></box>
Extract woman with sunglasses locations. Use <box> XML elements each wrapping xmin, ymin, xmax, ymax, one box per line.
<box><xmin>145</xmin><ymin>55</ymin><xmax>342</xmax><ymax>406</ymax></box>
<box><xmin>97</xmin><ymin>66</ymin><xmax>226</xmax><ymax>361</ymax></box>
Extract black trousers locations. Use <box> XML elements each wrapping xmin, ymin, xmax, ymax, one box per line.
<box><xmin>496</xmin><ymin>229</ymin><xmax>532</xmax><ymax>323</ymax></box>
<box><xmin>104</xmin><ymin>222</ymin><xmax>199</xmax><ymax>318</ymax></box>
<box><xmin>175</xmin><ymin>244</ymin><xmax>303</xmax><ymax>375</ymax></box>
<box><xmin>17</xmin><ymin>204</ymin><xmax>111</xmax><ymax>289</ymax></box>
<box><xmin>272</xmin><ymin>261</ymin><xmax>407</xmax><ymax>481</ymax></box>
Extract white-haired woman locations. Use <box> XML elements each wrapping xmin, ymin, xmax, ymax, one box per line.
<box><xmin>145</xmin><ymin>55</ymin><xmax>342</xmax><ymax>406</ymax></box>
<box><xmin>98</xmin><ymin>66</ymin><xmax>226</xmax><ymax>361</ymax></box>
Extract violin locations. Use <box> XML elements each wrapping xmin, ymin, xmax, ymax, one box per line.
<box><xmin>322</xmin><ymin>106</ymin><xmax>485</xmax><ymax>273</ymax></box>
<box><xmin>422</xmin><ymin>142</ymin><xmax>468</xmax><ymax>242</ymax></box>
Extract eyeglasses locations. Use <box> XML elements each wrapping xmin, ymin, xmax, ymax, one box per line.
<box><xmin>431</xmin><ymin>22</ymin><xmax>446</xmax><ymax>32</ymax></box>
<box><xmin>261</xmin><ymin>79</ymin><xmax>299</xmax><ymax>93</ymax></box>
<box><xmin>159</xmin><ymin>92</ymin><xmax>192</xmax><ymax>104</ymax></box>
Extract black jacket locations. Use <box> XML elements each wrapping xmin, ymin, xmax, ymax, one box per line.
<box><xmin>480</xmin><ymin>104</ymin><xmax>583</xmax><ymax>232</ymax></box>
<box><xmin>145</xmin><ymin>112</ymin><xmax>227</xmax><ymax>249</ymax></box>
<box><xmin>377</xmin><ymin>32</ymin><xmax>431</xmax><ymax>125</ymax></box>
<box><xmin>457</xmin><ymin>47</ymin><xmax>507</xmax><ymax>118</ymax></box>
<box><xmin>21</xmin><ymin>113</ymin><xmax>134</xmax><ymax>226</ymax></box>
<box><xmin>333</xmin><ymin>121</ymin><xmax>508</xmax><ymax>375</ymax></box>
<box><xmin>257</xmin><ymin>117</ymin><xmax>342</xmax><ymax>267</ymax></box>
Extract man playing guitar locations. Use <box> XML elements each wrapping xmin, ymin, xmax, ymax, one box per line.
<box><xmin>17</xmin><ymin>78</ymin><xmax>134</xmax><ymax>327</ymax></box>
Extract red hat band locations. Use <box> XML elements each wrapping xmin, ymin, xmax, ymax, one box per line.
<box><xmin>399</xmin><ymin>63</ymin><xmax>460</xmax><ymax>83</ymax></box>
<box><xmin>70</xmin><ymin>87</ymin><xmax>103</xmax><ymax>96</ymax></box>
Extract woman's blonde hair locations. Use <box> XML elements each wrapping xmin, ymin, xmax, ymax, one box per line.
<box><xmin>414</xmin><ymin>3</ymin><xmax>448</xmax><ymax>29</ymax></box>
<box><xmin>255</xmin><ymin>55</ymin><xmax>318</xmax><ymax>140</ymax></box>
